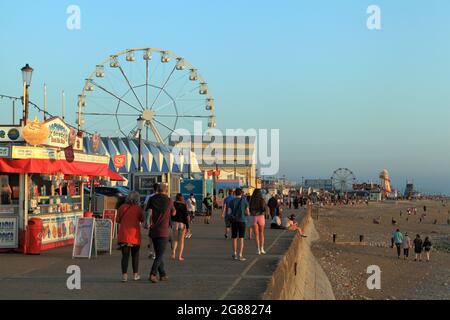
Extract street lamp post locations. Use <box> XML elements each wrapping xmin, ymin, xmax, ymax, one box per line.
<box><xmin>136</xmin><ymin>116</ymin><xmax>145</xmax><ymax>172</ymax></box>
<box><xmin>21</xmin><ymin>64</ymin><xmax>33</xmax><ymax>125</ymax></box>
<box><xmin>234</xmin><ymin>157</ymin><xmax>237</xmax><ymax>180</ymax></box>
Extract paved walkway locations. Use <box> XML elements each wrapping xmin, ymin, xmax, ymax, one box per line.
<box><xmin>0</xmin><ymin>209</ymin><xmax>301</xmax><ymax>300</ymax></box>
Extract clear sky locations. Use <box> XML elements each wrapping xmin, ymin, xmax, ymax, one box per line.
<box><xmin>0</xmin><ymin>0</ymin><xmax>449</xmax><ymax>194</ymax></box>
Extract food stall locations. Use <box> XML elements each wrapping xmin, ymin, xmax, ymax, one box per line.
<box><xmin>0</xmin><ymin>116</ymin><xmax>109</xmax><ymax>252</ymax></box>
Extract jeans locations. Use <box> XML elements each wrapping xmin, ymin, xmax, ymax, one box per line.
<box><xmin>403</xmin><ymin>248</ymin><xmax>409</xmax><ymax>258</ymax></box>
<box><xmin>395</xmin><ymin>243</ymin><xmax>401</xmax><ymax>257</ymax></box>
<box><xmin>121</xmin><ymin>245</ymin><xmax>140</xmax><ymax>274</ymax></box>
<box><xmin>151</xmin><ymin>237</ymin><xmax>168</xmax><ymax>277</ymax></box>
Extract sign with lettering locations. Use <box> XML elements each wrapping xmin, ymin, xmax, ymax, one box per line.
<box><xmin>95</xmin><ymin>219</ymin><xmax>113</xmax><ymax>254</ymax></box>
<box><xmin>0</xmin><ymin>216</ymin><xmax>18</xmax><ymax>249</ymax></box>
<box><xmin>12</xmin><ymin>146</ymin><xmax>58</xmax><ymax>160</ymax></box>
<box><xmin>11</xmin><ymin>146</ymin><xmax>109</xmax><ymax>164</ymax></box>
<box><xmin>42</xmin><ymin>117</ymin><xmax>83</xmax><ymax>151</ymax></box>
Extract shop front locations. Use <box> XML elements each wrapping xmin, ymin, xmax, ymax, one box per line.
<box><xmin>0</xmin><ymin>117</ymin><xmax>109</xmax><ymax>252</ymax></box>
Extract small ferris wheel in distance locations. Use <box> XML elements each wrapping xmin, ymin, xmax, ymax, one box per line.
<box><xmin>331</xmin><ymin>168</ymin><xmax>356</xmax><ymax>192</ymax></box>
<box><xmin>76</xmin><ymin>47</ymin><xmax>215</xmax><ymax>143</ymax></box>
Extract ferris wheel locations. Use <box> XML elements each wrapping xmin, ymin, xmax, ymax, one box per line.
<box><xmin>331</xmin><ymin>168</ymin><xmax>356</xmax><ymax>192</ymax></box>
<box><xmin>76</xmin><ymin>47</ymin><xmax>215</xmax><ymax>143</ymax></box>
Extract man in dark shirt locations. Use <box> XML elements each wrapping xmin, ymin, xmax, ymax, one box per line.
<box><xmin>268</xmin><ymin>195</ymin><xmax>279</xmax><ymax>219</ymax></box>
<box><xmin>147</xmin><ymin>183</ymin><xmax>176</xmax><ymax>283</ymax></box>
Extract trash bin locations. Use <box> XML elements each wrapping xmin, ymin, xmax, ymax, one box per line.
<box><xmin>84</xmin><ymin>212</ymin><xmax>93</xmax><ymax>218</ymax></box>
<box><xmin>27</xmin><ymin>218</ymin><xmax>43</xmax><ymax>255</ymax></box>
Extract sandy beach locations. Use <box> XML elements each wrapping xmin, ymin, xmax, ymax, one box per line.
<box><xmin>311</xmin><ymin>200</ymin><xmax>450</xmax><ymax>300</ymax></box>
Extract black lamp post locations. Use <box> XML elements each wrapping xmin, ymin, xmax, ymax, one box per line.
<box><xmin>21</xmin><ymin>64</ymin><xmax>33</xmax><ymax>125</ymax></box>
<box><xmin>137</xmin><ymin>116</ymin><xmax>145</xmax><ymax>172</ymax></box>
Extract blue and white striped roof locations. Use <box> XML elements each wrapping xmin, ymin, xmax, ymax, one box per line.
<box><xmin>83</xmin><ymin>137</ymin><xmax>201</xmax><ymax>174</ymax></box>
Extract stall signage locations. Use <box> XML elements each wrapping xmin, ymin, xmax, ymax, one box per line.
<box><xmin>12</xmin><ymin>146</ymin><xmax>58</xmax><ymax>160</ymax></box>
<box><xmin>44</xmin><ymin>117</ymin><xmax>70</xmax><ymax>148</ymax></box>
<box><xmin>0</xmin><ymin>146</ymin><xmax>9</xmax><ymax>157</ymax></box>
<box><xmin>72</xmin><ymin>217</ymin><xmax>95</xmax><ymax>259</ymax></box>
<box><xmin>95</xmin><ymin>219</ymin><xmax>113</xmax><ymax>254</ymax></box>
<box><xmin>0</xmin><ymin>216</ymin><xmax>18</xmax><ymax>249</ymax></box>
<box><xmin>41</xmin><ymin>213</ymin><xmax>81</xmax><ymax>244</ymax></box>
<box><xmin>0</xmin><ymin>126</ymin><xmax>23</xmax><ymax>142</ymax></box>
<box><xmin>11</xmin><ymin>145</ymin><xmax>109</xmax><ymax>164</ymax></box>
<box><xmin>114</xmin><ymin>154</ymin><xmax>126</xmax><ymax>169</ymax></box>
<box><xmin>65</xmin><ymin>152</ymin><xmax>109</xmax><ymax>164</ymax></box>
<box><xmin>40</xmin><ymin>117</ymin><xmax>83</xmax><ymax>151</ymax></box>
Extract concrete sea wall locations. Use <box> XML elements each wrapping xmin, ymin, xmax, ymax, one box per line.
<box><xmin>262</xmin><ymin>213</ymin><xmax>335</xmax><ymax>300</ymax></box>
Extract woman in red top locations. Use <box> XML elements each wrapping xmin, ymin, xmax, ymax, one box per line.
<box><xmin>116</xmin><ymin>191</ymin><xmax>144</xmax><ymax>282</ymax></box>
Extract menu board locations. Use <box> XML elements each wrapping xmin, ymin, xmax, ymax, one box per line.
<box><xmin>102</xmin><ymin>209</ymin><xmax>117</xmax><ymax>238</ymax></box>
<box><xmin>72</xmin><ymin>218</ymin><xmax>95</xmax><ymax>259</ymax></box>
<box><xmin>0</xmin><ymin>216</ymin><xmax>18</xmax><ymax>249</ymax></box>
<box><xmin>95</xmin><ymin>219</ymin><xmax>113</xmax><ymax>254</ymax></box>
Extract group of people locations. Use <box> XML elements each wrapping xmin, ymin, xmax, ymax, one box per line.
<box><xmin>114</xmin><ymin>185</ymin><xmax>305</xmax><ymax>283</ymax></box>
<box><xmin>391</xmin><ymin>229</ymin><xmax>433</xmax><ymax>262</ymax></box>
<box><xmin>116</xmin><ymin>183</ymin><xmax>193</xmax><ymax>283</ymax></box>
<box><xmin>220</xmin><ymin>189</ymin><xmax>306</xmax><ymax>262</ymax></box>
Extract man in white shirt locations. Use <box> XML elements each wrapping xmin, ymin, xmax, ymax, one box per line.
<box><xmin>185</xmin><ymin>194</ymin><xmax>196</xmax><ymax>238</ymax></box>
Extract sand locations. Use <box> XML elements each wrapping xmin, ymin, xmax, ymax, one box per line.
<box><xmin>311</xmin><ymin>200</ymin><xmax>450</xmax><ymax>300</ymax></box>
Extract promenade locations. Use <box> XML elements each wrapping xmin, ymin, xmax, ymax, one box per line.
<box><xmin>0</xmin><ymin>210</ymin><xmax>301</xmax><ymax>300</ymax></box>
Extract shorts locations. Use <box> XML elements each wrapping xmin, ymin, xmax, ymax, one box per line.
<box><xmin>224</xmin><ymin>215</ymin><xmax>232</xmax><ymax>228</ymax></box>
<box><xmin>247</xmin><ymin>215</ymin><xmax>265</xmax><ymax>228</ymax></box>
<box><xmin>231</xmin><ymin>221</ymin><xmax>246</xmax><ymax>239</ymax></box>
<box><xmin>172</xmin><ymin>222</ymin><xmax>186</xmax><ymax>231</ymax></box>
<box><xmin>172</xmin><ymin>222</ymin><xmax>186</xmax><ymax>239</ymax></box>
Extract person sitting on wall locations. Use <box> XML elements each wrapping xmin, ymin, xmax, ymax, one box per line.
<box><xmin>283</xmin><ymin>214</ymin><xmax>307</xmax><ymax>237</ymax></box>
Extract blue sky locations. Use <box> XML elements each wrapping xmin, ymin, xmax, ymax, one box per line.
<box><xmin>0</xmin><ymin>0</ymin><xmax>449</xmax><ymax>194</ymax></box>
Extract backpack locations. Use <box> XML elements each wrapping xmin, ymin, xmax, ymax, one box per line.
<box><xmin>229</xmin><ymin>198</ymin><xmax>243</xmax><ymax>223</ymax></box>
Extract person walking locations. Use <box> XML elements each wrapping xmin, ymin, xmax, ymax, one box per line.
<box><xmin>203</xmin><ymin>193</ymin><xmax>213</xmax><ymax>224</ymax></box>
<box><xmin>267</xmin><ymin>195</ymin><xmax>279</xmax><ymax>219</ymax></box>
<box><xmin>171</xmin><ymin>193</ymin><xmax>189</xmax><ymax>261</ymax></box>
<box><xmin>393</xmin><ymin>229</ymin><xmax>403</xmax><ymax>259</ymax></box>
<box><xmin>402</xmin><ymin>232</ymin><xmax>412</xmax><ymax>260</ymax></box>
<box><xmin>147</xmin><ymin>183</ymin><xmax>176</xmax><ymax>283</ymax></box>
<box><xmin>221</xmin><ymin>189</ymin><xmax>235</xmax><ymax>239</ymax></box>
<box><xmin>413</xmin><ymin>234</ymin><xmax>423</xmax><ymax>262</ymax></box>
<box><xmin>144</xmin><ymin>183</ymin><xmax>159</xmax><ymax>259</ymax></box>
<box><xmin>423</xmin><ymin>237</ymin><xmax>432</xmax><ymax>262</ymax></box>
<box><xmin>249</xmin><ymin>188</ymin><xmax>267</xmax><ymax>255</ymax></box>
<box><xmin>228</xmin><ymin>188</ymin><xmax>250</xmax><ymax>261</ymax></box>
<box><xmin>185</xmin><ymin>194</ymin><xmax>196</xmax><ymax>238</ymax></box>
<box><xmin>116</xmin><ymin>191</ymin><xmax>144</xmax><ymax>282</ymax></box>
